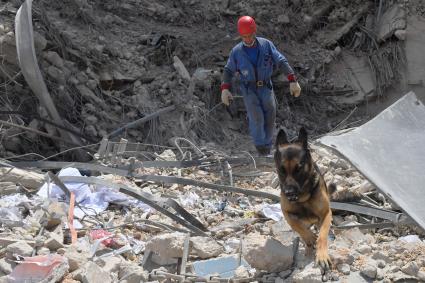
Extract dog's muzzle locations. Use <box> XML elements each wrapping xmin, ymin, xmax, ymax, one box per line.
<box><xmin>282</xmin><ymin>185</ymin><xmax>299</xmax><ymax>201</ymax></box>
<box><xmin>285</xmin><ymin>192</ymin><xmax>299</xmax><ymax>201</ymax></box>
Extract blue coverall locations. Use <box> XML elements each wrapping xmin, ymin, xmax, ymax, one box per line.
<box><xmin>222</xmin><ymin>37</ymin><xmax>295</xmax><ymax>151</ymax></box>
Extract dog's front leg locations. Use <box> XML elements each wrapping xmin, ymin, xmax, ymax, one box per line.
<box><xmin>284</xmin><ymin>213</ymin><xmax>317</xmax><ymax>255</ymax></box>
<box><xmin>316</xmin><ymin>210</ymin><xmax>332</xmax><ymax>272</ymax></box>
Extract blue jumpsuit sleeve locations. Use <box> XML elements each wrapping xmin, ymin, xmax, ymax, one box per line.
<box><xmin>269</xmin><ymin>41</ymin><xmax>294</xmax><ymax>76</ymax></box>
<box><xmin>222</xmin><ymin>49</ymin><xmax>237</xmax><ymax>84</ymax></box>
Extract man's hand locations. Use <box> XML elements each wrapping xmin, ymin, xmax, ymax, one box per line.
<box><xmin>221</xmin><ymin>89</ymin><xmax>233</xmax><ymax>106</ymax></box>
<box><xmin>290</xmin><ymin>82</ymin><xmax>301</xmax><ymax>97</ymax></box>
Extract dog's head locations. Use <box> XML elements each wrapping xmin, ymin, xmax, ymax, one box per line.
<box><xmin>274</xmin><ymin>127</ymin><xmax>314</xmax><ymax>202</ymax></box>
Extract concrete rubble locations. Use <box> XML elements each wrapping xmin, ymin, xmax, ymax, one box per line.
<box><xmin>1</xmin><ymin>0</ymin><xmax>425</xmax><ymax>282</ymax></box>
<box><xmin>242</xmin><ymin>232</ymin><xmax>295</xmax><ymax>272</ymax></box>
<box><xmin>0</xmin><ymin>142</ymin><xmax>420</xmax><ymax>282</ymax></box>
<box><xmin>0</xmin><ymin>0</ymin><xmax>417</xmax><ymax>159</ymax></box>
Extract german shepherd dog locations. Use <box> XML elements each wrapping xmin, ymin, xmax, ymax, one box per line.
<box><xmin>274</xmin><ymin>127</ymin><xmax>335</xmax><ymax>273</ymax></box>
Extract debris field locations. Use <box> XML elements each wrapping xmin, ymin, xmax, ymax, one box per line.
<box><xmin>1</xmin><ymin>0</ymin><xmax>425</xmax><ymax>282</ymax></box>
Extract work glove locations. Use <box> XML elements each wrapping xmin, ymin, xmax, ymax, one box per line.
<box><xmin>290</xmin><ymin>82</ymin><xmax>301</xmax><ymax>97</ymax></box>
<box><xmin>221</xmin><ymin>89</ymin><xmax>233</xmax><ymax>106</ymax></box>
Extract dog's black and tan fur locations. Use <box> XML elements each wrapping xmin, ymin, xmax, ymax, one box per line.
<box><xmin>274</xmin><ymin>127</ymin><xmax>334</xmax><ymax>272</ymax></box>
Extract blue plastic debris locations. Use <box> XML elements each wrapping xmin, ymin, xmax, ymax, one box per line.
<box><xmin>192</xmin><ymin>255</ymin><xmax>251</xmax><ymax>278</ymax></box>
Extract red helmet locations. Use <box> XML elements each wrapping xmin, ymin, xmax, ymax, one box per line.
<box><xmin>237</xmin><ymin>16</ymin><xmax>257</xmax><ymax>35</ymax></box>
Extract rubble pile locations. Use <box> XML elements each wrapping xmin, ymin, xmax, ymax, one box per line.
<box><xmin>0</xmin><ymin>145</ymin><xmax>422</xmax><ymax>282</ymax></box>
<box><xmin>1</xmin><ymin>0</ymin><xmax>425</xmax><ymax>282</ymax></box>
<box><xmin>0</xmin><ymin>0</ymin><xmax>410</xmax><ymax>159</ymax></box>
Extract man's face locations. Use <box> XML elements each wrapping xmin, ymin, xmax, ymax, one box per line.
<box><xmin>240</xmin><ymin>33</ymin><xmax>256</xmax><ymax>46</ymax></box>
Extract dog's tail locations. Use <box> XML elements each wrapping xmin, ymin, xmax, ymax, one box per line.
<box><xmin>328</xmin><ymin>183</ymin><xmax>362</xmax><ymax>202</ymax></box>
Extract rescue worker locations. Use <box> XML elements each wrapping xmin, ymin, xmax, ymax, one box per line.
<box><xmin>221</xmin><ymin>16</ymin><xmax>301</xmax><ymax>155</ymax></box>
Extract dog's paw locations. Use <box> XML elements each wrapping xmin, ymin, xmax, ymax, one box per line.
<box><xmin>315</xmin><ymin>250</ymin><xmax>332</xmax><ymax>274</ymax></box>
<box><xmin>304</xmin><ymin>232</ymin><xmax>317</xmax><ymax>247</ymax></box>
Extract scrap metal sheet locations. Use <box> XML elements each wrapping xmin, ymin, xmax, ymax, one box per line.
<box><xmin>318</xmin><ymin>92</ymin><xmax>425</xmax><ymax>229</ymax></box>
<box><xmin>15</xmin><ymin>0</ymin><xmax>63</xmax><ymax>126</ymax></box>
<box><xmin>15</xmin><ymin>0</ymin><xmax>84</xmax><ymax>150</ymax></box>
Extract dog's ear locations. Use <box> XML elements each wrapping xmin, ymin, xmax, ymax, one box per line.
<box><xmin>275</xmin><ymin>128</ymin><xmax>289</xmax><ymax>148</ymax></box>
<box><xmin>297</xmin><ymin>127</ymin><xmax>308</xmax><ymax>149</ymax></box>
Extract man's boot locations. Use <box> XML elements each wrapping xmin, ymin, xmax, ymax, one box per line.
<box><xmin>255</xmin><ymin>145</ymin><xmax>266</xmax><ymax>155</ymax></box>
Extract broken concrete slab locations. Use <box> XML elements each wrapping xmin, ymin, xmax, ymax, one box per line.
<box><xmin>394</xmin><ymin>29</ymin><xmax>406</xmax><ymax>41</ymax></box>
<box><xmin>292</xmin><ymin>262</ymin><xmax>322</xmax><ymax>283</ymax></box>
<box><xmin>0</xmin><ymin>182</ymin><xmax>20</xmax><ymax>196</ymax></box>
<box><xmin>173</xmin><ymin>55</ymin><xmax>191</xmax><ymax>81</ymax></box>
<box><xmin>401</xmin><ymin>261</ymin><xmax>419</xmax><ymax>276</ymax></box>
<box><xmin>47</xmin><ymin>65</ymin><xmax>66</xmax><ymax>84</ymax></box>
<box><xmin>326</xmin><ymin>51</ymin><xmax>375</xmax><ymax>106</ymax></box>
<box><xmin>242</xmin><ymin>232</ymin><xmax>295</xmax><ymax>272</ymax></box>
<box><xmin>342</xmin><ymin>271</ymin><xmax>372</xmax><ymax>282</ymax></box>
<box><xmin>63</xmin><ymin>247</ymin><xmax>90</xmax><ymax>272</ymax></box>
<box><xmin>37</xmin><ymin>247</ymin><xmax>50</xmax><ymax>256</ymax></box>
<box><xmin>145</xmin><ymin>232</ymin><xmax>185</xmax><ymax>259</ymax></box>
<box><xmin>191</xmin><ymin>236</ymin><xmax>224</xmax><ymax>259</ymax></box>
<box><xmin>76</xmin><ymin>84</ymin><xmax>108</xmax><ymax>109</ymax></box>
<box><xmin>0</xmin><ymin>32</ymin><xmax>18</xmax><ymax>67</ymax></box>
<box><xmin>74</xmin><ymin>261</ymin><xmax>112</xmax><ymax>283</ymax></box>
<box><xmin>339</xmin><ymin>227</ymin><xmax>371</xmax><ymax>245</ymax></box>
<box><xmin>33</xmin><ymin>31</ymin><xmax>47</xmax><ymax>53</ymax></box>
<box><xmin>0</xmin><ymin>258</ymin><xmax>14</xmax><ymax>275</ymax></box>
<box><xmin>330</xmin><ymin>248</ymin><xmax>355</xmax><ymax>265</ymax></box>
<box><xmin>301</xmin><ymin>3</ymin><xmax>334</xmax><ymax>37</ymax></box>
<box><xmin>318</xmin><ymin>92</ymin><xmax>425</xmax><ymax>230</ymax></box>
<box><xmin>0</xmin><ymin>238</ymin><xmax>36</xmax><ymax>248</ymax></box>
<box><xmin>145</xmin><ymin>232</ymin><xmax>222</xmax><ymax>260</ymax></box>
<box><xmin>44</xmin><ymin>232</ymin><xmax>64</xmax><ymax>251</ymax></box>
<box><xmin>270</xmin><ymin>219</ymin><xmax>297</xmax><ymax>243</ymax></box>
<box><xmin>325</xmin><ymin>3</ymin><xmax>371</xmax><ymax>47</ymax></box>
<box><xmin>96</xmin><ymin>256</ymin><xmax>122</xmax><ymax>273</ymax></box>
<box><xmin>45</xmin><ymin>201</ymin><xmax>68</xmax><ymax>229</ymax></box>
<box><xmin>118</xmin><ymin>263</ymin><xmax>149</xmax><ymax>283</ymax></box>
<box><xmin>377</xmin><ymin>4</ymin><xmax>406</xmax><ymax>42</ymax></box>
<box><xmin>0</xmin><ymin>167</ymin><xmax>44</xmax><ymax>190</ymax></box>
<box><xmin>234</xmin><ymin>265</ymin><xmax>250</xmax><ymax>278</ymax></box>
<box><xmin>40</xmin><ymin>260</ymin><xmax>69</xmax><ymax>283</ymax></box>
<box><xmin>405</xmin><ymin>14</ymin><xmax>425</xmax><ymax>86</ymax></box>
<box><xmin>6</xmin><ymin>242</ymin><xmax>33</xmax><ymax>258</ymax></box>
<box><xmin>43</xmin><ymin>51</ymin><xmax>64</xmax><ymax>68</ymax></box>
<box><xmin>342</xmin><ymin>52</ymin><xmax>375</xmax><ymax>98</ymax></box>
<box><xmin>388</xmin><ymin>271</ymin><xmax>418</xmax><ymax>282</ymax></box>
<box><xmin>150</xmin><ymin>252</ymin><xmax>178</xmax><ymax>266</ymax></box>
